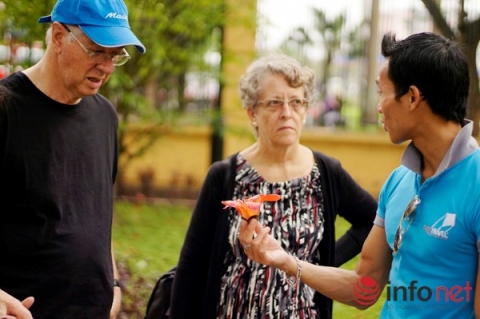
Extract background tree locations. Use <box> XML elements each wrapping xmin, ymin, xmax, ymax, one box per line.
<box><xmin>282</xmin><ymin>26</ymin><xmax>313</xmax><ymax>65</ymax></box>
<box><xmin>421</xmin><ymin>0</ymin><xmax>480</xmax><ymax>135</ymax></box>
<box><xmin>312</xmin><ymin>9</ymin><xmax>345</xmax><ymax>99</ymax></box>
<box><xmin>102</xmin><ymin>0</ymin><xmax>224</xmax><ymax>193</ymax></box>
<box><xmin>276</xmin><ymin>9</ymin><xmax>346</xmax><ymax>100</ymax></box>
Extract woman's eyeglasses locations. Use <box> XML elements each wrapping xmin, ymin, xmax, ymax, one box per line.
<box><xmin>254</xmin><ymin>98</ymin><xmax>309</xmax><ymax>112</ymax></box>
<box><xmin>393</xmin><ymin>195</ymin><xmax>420</xmax><ymax>254</ymax></box>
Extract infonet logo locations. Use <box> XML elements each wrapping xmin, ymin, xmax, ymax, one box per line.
<box><xmin>105</xmin><ymin>12</ymin><xmax>128</xmax><ymax>20</ymax></box>
<box><xmin>353</xmin><ymin>277</ymin><xmax>381</xmax><ymax>306</ymax></box>
<box><xmin>353</xmin><ymin>277</ymin><xmax>473</xmax><ymax>306</ymax></box>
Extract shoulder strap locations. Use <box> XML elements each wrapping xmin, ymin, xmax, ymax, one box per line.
<box><xmin>220</xmin><ymin>153</ymin><xmax>236</xmax><ymax>200</ymax></box>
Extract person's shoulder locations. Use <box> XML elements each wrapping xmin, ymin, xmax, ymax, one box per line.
<box><xmin>312</xmin><ymin>150</ymin><xmax>341</xmax><ymax>167</ymax></box>
<box><xmin>390</xmin><ymin>165</ymin><xmax>410</xmax><ymax>177</ymax></box>
<box><xmin>197</xmin><ymin>155</ymin><xmax>236</xmax><ymax>192</ymax></box>
<box><xmin>0</xmin><ymin>73</ymin><xmax>26</xmax><ymax>108</ymax></box>
<box><xmin>204</xmin><ymin>154</ymin><xmax>237</xmax><ymax>182</ymax></box>
<box><xmin>0</xmin><ymin>72</ymin><xmax>24</xmax><ymax>89</ymax></box>
<box><xmin>382</xmin><ymin>165</ymin><xmax>411</xmax><ymax>190</ymax></box>
<box><xmin>209</xmin><ymin>154</ymin><xmax>236</xmax><ymax>172</ymax></box>
<box><xmin>83</xmin><ymin>93</ymin><xmax>117</xmax><ymax>115</ymax></box>
<box><xmin>0</xmin><ymin>84</ymin><xmax>11</xmax><ymax>102</ymax></box>
<box><xmin>88</xmin><ymin>92</ymin><xmax>114</xmax><ymax>106</ymax></box>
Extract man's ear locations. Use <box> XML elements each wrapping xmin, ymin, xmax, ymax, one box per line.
<box><xmin>409</xmin><ymin>85</ymin><xmax>422</xmax><ymax>109</ymax></box>
<box><xmin>51</xmin><ymin>22</ymin><xmax>66</xmax><ymax>53</ymax></box>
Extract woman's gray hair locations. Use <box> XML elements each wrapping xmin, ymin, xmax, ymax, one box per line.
<box><xmin>238</xmin><ymin>53</ymin><xmax>315</xmax><ymax>109</ymax></box>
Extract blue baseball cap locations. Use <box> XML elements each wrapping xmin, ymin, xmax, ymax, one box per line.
<box><xmin>38</xmin><ymin>0</ymin><xmax>146</xmax><ymax>54</ymax></box>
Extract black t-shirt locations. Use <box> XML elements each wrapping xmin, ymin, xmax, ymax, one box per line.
<box><xmin>0</xmin><ymin>72</ymin><xmax>118</xmax><ymax>318</ymax></box>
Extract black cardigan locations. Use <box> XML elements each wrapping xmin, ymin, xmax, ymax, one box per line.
<box><xmin>170</xmin><ymin>151</ymin><xmax>377</xmax><ymax>319</ymax></box>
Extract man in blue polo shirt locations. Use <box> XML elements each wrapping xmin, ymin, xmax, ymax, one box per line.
<box><xmin>239</xmin><ymin>32</ymin><xmax>480</xmax><ymax>318</ymax></box>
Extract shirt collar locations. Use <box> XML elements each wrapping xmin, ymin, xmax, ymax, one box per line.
<box><xmin>401</xmin><ymin>120</ymin><xmax>479</xmax><ymax>175</ymax></box>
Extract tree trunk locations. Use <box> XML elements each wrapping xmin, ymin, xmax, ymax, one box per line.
<box><xmin>464</xmin><ymin>48</ymin><xmax>480</xmax><ymax>136</ymax></box>
<box><xmin>178</xmin><ymin>73</ymin><xmax>186</xmax><ymax>113</ymax></box>
<box><xmin>460</xmin><ymin>22</ymin><xmax>480</xmax><ymax>136</ymax></box>
<box><xmin>421</xmin><ymin>0</ymin><xmax>480</xmax><ymax>136</ymax></box>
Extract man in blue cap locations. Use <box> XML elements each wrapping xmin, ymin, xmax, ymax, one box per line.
<box><xmin>0</xmin><ymin>0</ymin><xmax>145</xmax><ymax>318</ymax></box>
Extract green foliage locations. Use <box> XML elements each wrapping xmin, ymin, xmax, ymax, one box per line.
<box><xmin>1</xmin><ymin>1</ymin><xmax>225</xmax><ymax>190</ymax></box>
<box><xmin>112</xmin><ymin>0</ymin><xmax>224</xmax><ymax>91</ymax></box>
<box><xmin>105</xmin><ymin>0</ymin><xmax>224</xmax><ymax>188</ymax></box>
<box><xmin>0</xmin><ymin>0</ymin><xmax>57</xmax><ymax>44</ymax></box>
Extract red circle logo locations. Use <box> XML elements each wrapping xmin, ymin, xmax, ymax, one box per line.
<box><xmin>353</xmin><ymin>276</ymin><xmax>380</xmax><ymax>306</ymax></box>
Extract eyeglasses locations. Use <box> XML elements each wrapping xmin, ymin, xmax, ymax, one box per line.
<box><xmin>393</xmin><ymin>195</ymin><xmax>420</xmax><ymax>254</ymax></box>
<box><xmin>255</xmin><ymin>98</ymin><xmax>309</xmax><ymax>112</ymax></box>
<box><xmin>61</xmin><ymin>24</ymin><xmax>131</xmax><ymax>66</ymax></box>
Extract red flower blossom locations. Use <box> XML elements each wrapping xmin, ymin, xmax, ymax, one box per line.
<box><xmin>221</xmin><ymin>194</ymin><xmax>281</xmax><ymax>221</ymax></box>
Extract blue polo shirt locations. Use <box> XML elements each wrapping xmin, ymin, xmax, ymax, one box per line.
<box><xmin>375</xmin><ymin>121</ymin><xmax>480</xmax><ymax>318</ymax></box>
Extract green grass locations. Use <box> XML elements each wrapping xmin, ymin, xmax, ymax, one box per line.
<box><xmin>112</xmin><ymin>200</ymin><xmax>192</xmax><ymax>278</ymax></box>
<box><xmin>113</xmin><ymin>200</ymin><xmax>384</xmax><ymax>318</ymax></box>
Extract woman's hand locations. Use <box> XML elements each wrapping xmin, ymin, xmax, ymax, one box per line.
<box><xmin>238</xmin><ymin>219</ymin><xmax>290</xmax><ymax>268</ymax></box>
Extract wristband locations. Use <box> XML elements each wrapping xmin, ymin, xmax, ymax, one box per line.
<box><xmin>113</xmin><ymin>279</ymin><xmax>122</xmax><ymax>289</ymax></box>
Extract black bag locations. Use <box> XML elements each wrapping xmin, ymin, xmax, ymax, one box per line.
<box><xmin>144</xmin><ymin>158</ymin><xmax>233</xmax><ymax>318</ymax></box>
<box><xmin>144</xmin><ymin>267</ymin><xmax>176</xmax><ymax>319</ymax></box>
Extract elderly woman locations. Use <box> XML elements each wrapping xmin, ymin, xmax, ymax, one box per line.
<box><xmin>169</xmin><ymin>54</ymin><xmax>377</xmax><ymax>319</ymax></box>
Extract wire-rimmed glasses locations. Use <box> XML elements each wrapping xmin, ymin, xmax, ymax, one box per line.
<box><xmin>393</xmin><ymin>195</ymin><xmax>421</xmax><ymax>254</ymax></box>
<box><xmin>255</xmin><ymin>98</ymin><xmax>309</xmax><ymax>112</ymax></box>
<box><xmin>61</xmin><ymin>24</ymin><xmax>131</xmax><ymax>66</ymax></box>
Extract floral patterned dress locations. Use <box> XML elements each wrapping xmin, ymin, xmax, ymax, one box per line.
<box><xmin>217</xmin><ymin>154</ymin><xmax>325</xmax><ymax>318</ymax></box>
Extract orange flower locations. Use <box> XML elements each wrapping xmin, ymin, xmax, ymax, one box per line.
<box><xmin>221</xmin><ymin>194</ymin><xmax>281</xmax><ymax>221</ymax></box>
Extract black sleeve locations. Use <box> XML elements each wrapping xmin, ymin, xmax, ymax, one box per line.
<box><xmin>333</xmin><ymin>162</ymin><xmax>377</xmax><ymax>267</ymax></box>
<box><xmin>0</xmin><ymin>86</ymin><xmax>10</xmax><ymax>196</ymax></box>
<box><xmin>314</xmin><ymin>151</ymin><xmax>377</xmax><ymax>267</ymax></box>
<box><xmin>169</xmin><ymin>160</ymin><xmax>228</xmax><ymax>318</ymax></box>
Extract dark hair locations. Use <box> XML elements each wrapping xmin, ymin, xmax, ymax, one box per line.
<box><xmin>381</xmin><ymin>32</ymin><xmax>469</xmax><ymax>123</ymax></box>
